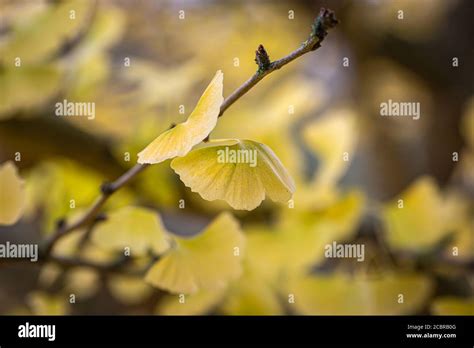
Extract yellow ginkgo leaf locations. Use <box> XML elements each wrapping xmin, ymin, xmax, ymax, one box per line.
<box><xmin>145</xmin><ymin>212</ymin><xmax>245</xmax><ymax>294</ymax></box>
<box><xmin>382</xmin><ymin>176</ymin><xmax>460</xmax><ymax>251</ymax></box>
<box><xmin>64</xmin><ymin>267</ymin><xmax>100</xmax><ymax>300</ymax></box>
<box><xmin>171</xmin><ymin>139</ymin><xmax>295</xmax><ymax>210</ymax></box>
<box><xmin>158</xmin><ymin>289</ymin><xmax>226</xmax><ymax>315</ymax></box>
<box><xmin>0</xmin><ymin>161</ymin><xmax>25</xmax><ymax>225</ymax></box>
<box><xmin>303</xmin><ymin>109</ymin><xmax>357</xmax><ymax>189</ymax></box>
<box><xmin>273</xmin><ymin>190</ymin><xmax>365</xmax><ymax>273</ymax></box>
<box><xmin>431</xmin><ymin>297</ymin><xmax>474</xmax><ymax>315</ymax></box>
<box><xmin>287</xmin><ymin>272</ymin><xmax>432</xmax><ymax>315</ymax></box>
<box><xmin>0</xmin><ymin>65</ymin><xmax>62</xmax><ymax>118</ymax></box>
<box><xmin>123</xmin><ymin>58</ymin><xmax>204</xmax><ymax>109</ymax></box>
<box><xmin>27</xmin><ymin>292</ymin><xmax>69</xmax><ymax>315</ymax></box>
<box><xmin>0</xmin><ymin>0</ymin><xmax>93</xmax><ymax>65</ymax></box>
<box><xmin>445</xmin><ymin>217</ymin><xmax>473</xmax><ymax>260</ymax></box>
<box><xmin>92</xmin><ymin>206</ymin><xmax>170</xmax><ymax>256</ymax></box>
<box><xmin>221</xmin><ymin>267</ymin><xmax>283</xmax><ymax>315</ymax></box>
<box><xmin>137</xmin><ymin>70</ymin><xmax>223</xmax><ymax>164</ymax></box>
<box><xmin>108</xmin><ymin>274</ymin><xmax>154</xmax><ymax>305</ymax></box>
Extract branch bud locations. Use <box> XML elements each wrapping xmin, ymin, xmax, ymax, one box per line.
<box><xmin>255</xmin><ymin>44</ymin><xmax>271</xmax><ymax>72</ymax></box>
<box><xmin>311</xmin><ymin>8</ymin><xmax>339</xmax><ymax>47</ymax></box>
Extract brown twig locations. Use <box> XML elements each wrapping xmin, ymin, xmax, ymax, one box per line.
<box><xmin>36</xmin><ymin>8</ymin><xmax>339</xmax><ymax>263</ymax></box>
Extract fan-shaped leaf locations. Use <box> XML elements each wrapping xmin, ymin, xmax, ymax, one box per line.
<box><xmin>92</xmin><ymin>206</ymin><xmax>171</xmax><ymax>256</ymax></box>
<box><xmin>145</xmin><ymin>212</ymin><xmax>245</xmax><ymax>294</ymax></box>
<box><xmin>171</xmin><ymin>139</ymin><xmax>295</xmax><ymax>210</ymax></box>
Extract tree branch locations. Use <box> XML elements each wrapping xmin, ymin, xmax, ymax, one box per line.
<box><xmin>218</xmin><ymin>8</ymin><xmax>338</xmax><ymax>116</ymax></box>
<box><xmin>38</xmin><ymin>8</ymin><xmax>339</xmax><ymax>262</ymax></box>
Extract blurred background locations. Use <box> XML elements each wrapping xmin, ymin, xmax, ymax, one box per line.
<box><xmin>0</xmin><ymin>0</ymin><xmax>472</xmax><ymax>315</ymax></box>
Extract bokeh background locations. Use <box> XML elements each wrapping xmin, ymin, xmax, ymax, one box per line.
<box><xmin>0</xmin><ymin>0</ymin><xmax>472</xmax><ymax>315</ymax></box>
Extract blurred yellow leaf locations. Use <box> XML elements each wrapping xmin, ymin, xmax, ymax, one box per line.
<box><xmin>108</xmin><ymin>275</ymin><xmax>153</xmax><ymax>305</ymax></box>
<box><xmin>123</xmin><ymin>59</ymin><xmax>204</xmax><ymax>109</ymax></box>
<box><xmin>158</xmin><ymin>289</ymin><xmax>226</xmax><ymax>315</ymax></box>
<box><xmin>27</xmin><ymin>292</ymin><xmax>69</xmax><ymax>315</ymax></box>
<box><xmin>287</xmin><ymin>272</ymin><xmax>432</xmax><ymax>315</ymax></box>
<box><xmin>38</xmin><ymin>263</ymin><xmax>100</xmax><ymax>301</ymax></box>
<box><xmin>138</xmin><ymin>70</ymin><xmax>223</xmax><ymax>164</ymax></box>
<box><xmin>302</xmin><ymin>109</ymin><xmax>357</xmax><ymax>206</ymax></box>
<box><xmin>171</xmin><ymin>139</ymin><xmax>295</xmax><ymax>210</ymax></box>
<box><xmin>145</xmin><ymin>212</ymin><xmax>245</xmax><ymax>294</ymax></box>
<box><xmin>64</xmin><ymin>267</ymin><xmax>100</xmax><ymax>300</ymax></box>
<box><xmin>0</xmin><ymin>65</ymin><xmax>61</xmax><ymax>118</ymax></box>
<box><xmin>92</xmin><ymin>206</ymin><xmax>171</xmax><ymax>256</ymax></box>
<box><xmin>382</xmin><ymin>177</ymin><xmax>463</xmax><ymax>251</ymax></box>
<box><xmin>221</xmin><ymin>268</ymin><xmax>283</xmax><ymax>315</ymax></box>
<box><xmin>278</xmin><ymin>190</ymin><xmax>366</xmax><ymax>271</ymax></box>
<box><xmin>445</xmin><ymin>219</ymin><xmax>474</xmax><ymax>261</ymax></box>
<box><xmin>0</xmin><ymin>0</ymin><xmax>93</xmax><ymax>65</ymax></box>
<box><xmin>0</xmin><ymin>161</ymin><xmax>25</xmax><ymax>225</ymax></box>
<box><xmin>431</xmin><ymin>297</ymin><xmax>474</xmax><ymax>315</ymax></box>
<box><xmin>65</xmin><ymin>6</ymin><xmax>125</xmax><ymax>100</ymax></box>
<box><xmin>24</xmin><ymin>160</ymin><xmax>132</xmax><ymax>233</ymax></box>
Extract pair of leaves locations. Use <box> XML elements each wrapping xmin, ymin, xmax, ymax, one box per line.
<box><xmin>92</xmin><ymin>207</ymin><xmax>245</xmax><ymax>294</ymax></box>
<box><xmin>137</xmin><ymin>71</ymin><xmax>295</xmax><ymax>210</ymax></box>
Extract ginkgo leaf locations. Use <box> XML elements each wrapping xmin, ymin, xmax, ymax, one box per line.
<box><xmin>431</xmin><ymin>297</ymin><xmax>474</xmax><ymax>315</ymax></box>
<box><xmin>0</xmin><ymin>0</ymin><xmax>94</xmax><ymax>65</ymax></box>
<box><xmin>123</xmin><ymin>58</ymin><xmax>204</xmax><ymax>109</ymax></box>
<box><xmin>145</xmin><ymin>212</ymin><xmax>245</xmax><ymax>294</ymax></box>
<box><xmin>92</xmin><ymin>206</ymin><xmax>171</xmax><ymax>256</ymax></box>
<box><xmin>64</xmin><ymin>268</ymin><xmax>100</xmax><ymax>300</ymax></box>
<box><xmin>137</xmin><ymin>70</ymin><xmax>223</xmax><ymax>164</ymax></box>
<box><xmin>158</xmin><ymin>289</ymin><xmax>226</xmax><ymax>315</ymax></box>
<box><xmin>382</xmin><ymin>176</ymin><xmax>460</xmax><ymax>251</ymax></box>
<box><xmin>272</xmin><ymin>190</ymin><xmax>365</xmax><ymax>274</ymax></box>
<box><xmin>445</xmin><ymin>217</ymin><xmax>473</xmax><ymax>260</ymax></box>
<box><xmin>171</xmin><ymin>139</ymin><xmax>295</xmax><ymax>210</ymax></box>
<box><xmin>0</xmin><ymin>65</ymin><xmax>62</xmax><ymax>119</ymax></box>
<box><xmin>108</xmin><ymin>274</ymin><xmax>154</xmax><ymax>305</ymax></box>
<box><xmin>0</xmin><ymin>161</ymin><xmax>25</xmax><ymax>225</ymax></box>
<box><xmin>221</xmin><ymin>267</ymin><xmax>283</xmax><ymax>315</ymax></box>
<box><xmin>27</xmin><ymin>292</ymin><xmax>68</xmax><ymax>315</ymax></box>
<box><xmin>303</xmin><ymin>109</ymin><xmax>357</xmax><ymax>189</ymax></box>
<box><xmin>286</xmin><ymin>272</ymin><xmax>432</xmax><ymax>315</ymax></box>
